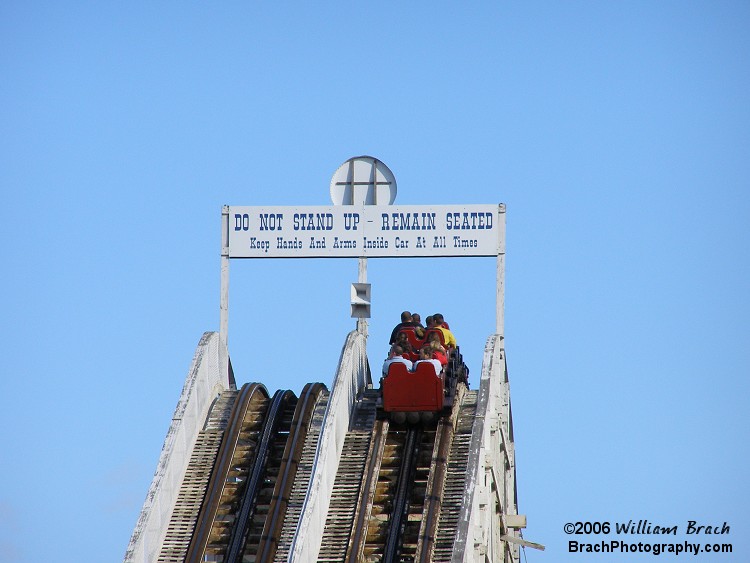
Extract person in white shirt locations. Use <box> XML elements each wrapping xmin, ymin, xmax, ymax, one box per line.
<box><xmin>413</xmin><ymin>347</ymin><xmax>442</xmax><ymax>376</ymax></box>
<box><xmin>382</xmin><ymin>345</ymin><xmax>413</xmax><ymax>376</ymax></box>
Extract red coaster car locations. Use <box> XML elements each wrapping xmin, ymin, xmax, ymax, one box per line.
<box><xmin>381</xmin><ymin>362</ymin><xmax>444</xmax><ymax>424</ymax></box>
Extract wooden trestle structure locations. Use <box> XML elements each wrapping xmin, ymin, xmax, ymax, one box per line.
<box><xmin>124</xmin><ymin>330</ymin><xmax>529</xmax><ymax>563</ymax></box>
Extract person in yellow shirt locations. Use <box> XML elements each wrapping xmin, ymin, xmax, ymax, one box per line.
<box><xmin>432</xmin><ymin>313</ymin><xmax>456</xmax><ymax>349</ymax></box>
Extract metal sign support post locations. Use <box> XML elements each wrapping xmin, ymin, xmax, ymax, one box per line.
<box><xmin>357</xmin><ymin>257</ymin><xmax>368</xmax><ymax>337</ymax></box>
<box><xmin>220</xmin><ymin>206</ymin><xmax>230</xmax><ymax>383</ymax></box>
<box><xmin>496</xmin><ymin>204</ymin><xmax>506</xmax><ymax>338</ymax></box>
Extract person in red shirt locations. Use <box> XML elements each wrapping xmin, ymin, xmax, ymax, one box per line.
<box><xmin>427</xmin><ymin>339</ymin><xmax>448</xmax><ymax>366</ymax></box>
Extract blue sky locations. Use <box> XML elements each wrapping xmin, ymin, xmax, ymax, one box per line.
<box><xmin>1</xmin><ymin>2</ymin><xmax>748</xmax><ymax>561</ymax></box>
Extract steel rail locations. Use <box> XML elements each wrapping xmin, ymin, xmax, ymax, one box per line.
<box><xmin>383</xmin><ymin>427</ymin><xmax>422</xmax><ymax>563</ymax></box>
<box><xmin>225</xmin><ymin>388</ymin><xmax>295</xmax><ymax>563</ymax></box>
<box><xmin>185</xmin><ymin>382</ymin><xmax>269</xmax><ymax>563</ymax></box>
<box><xmin>415</xmin><ymin>384</ymin><xmax>464</xmax><ymax>562</ymax></box>
<box><xmin>273</xmin><ymin>386</ymin><xmax>330</xmax><ymax>562</ymax></box>
<box><xmin>256</xmin><ymin>382</ymin><xmax>326</xmax><ymax>563</ymax></box>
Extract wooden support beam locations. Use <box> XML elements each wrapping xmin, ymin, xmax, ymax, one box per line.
<box><xmin>500</xmin><ymin>534</ymin><xmax>545</xmax><ymax>551</ymax></box>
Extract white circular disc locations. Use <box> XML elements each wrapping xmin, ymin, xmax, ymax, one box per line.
<box><xmin>330</xmin><ymin>156</ymin><xmax>397</xmax><ymax>205</ymax></box>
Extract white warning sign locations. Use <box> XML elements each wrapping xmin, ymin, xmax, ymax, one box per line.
<box><xmin>227</xmin><ymin>204</ymin><xmax>502</xmax><ymax>258</ymax></box>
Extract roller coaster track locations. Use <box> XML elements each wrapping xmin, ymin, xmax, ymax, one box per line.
<box><xmin>318</xmin><ymin>389</ymin><xmax>380</xmax><ymax>562</ymax></box>
<box><xmin>128</xmin><ymin>333</ymin><xmax>520</xmax><ymax>562</ymax></box>
<box><xmin>223</xmin><ymin>388</ymin><xmax>296</xmax><ymax>562</ymax></box>
<box><xmin>256</xmin><ymin>382</ymin><xmax>328</xmax><ymax>563</ymax></box>
<box><xmin>157</xmin><ymin>389</ymin><xmax>239</xmax><ymax>563</ymax></box>
<box><xmin>432</xmin><ymin>388</ymin><xmax>476</xmax><ymax>562</ymax></box>
<box><xmin>381</xmin><ymin>425</ymin><xmax>424</xmax><ymax>561</ymax></box>
<box><xmin>315</xmin><ymin>384</ymin><xmax>477</xmax><ymax>563</ymax></box>
<box><xmin>180</xmin><ymin>382</ymin><xmax>327</xmax><ymax>563</ymax></box>
<box><xmin>185</xmin><ymin>382</ymin><xmax>271</xmax><ymax>562</ymax></box>
<box><xmin>273</xmin><ymin>385</ymin><xmax>330</xmax><ymax>562</ymax></box>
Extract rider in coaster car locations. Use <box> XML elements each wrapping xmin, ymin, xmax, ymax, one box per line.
<box><xmin>426</xmin><ymin>336</ymin><xmax>448</xmax><ymax>366</ymax></box>
<box><xmin>413</xmin><ymin>347</ymin><xmax>442</xmax><ymax>376</ymax></box>
<box><xmin>389</xmin><ymin>311</ymin><xmax>419</xmax><ymax>345</ymax></box>
<box><xmin>394</xmin><ymin>331</ymin><xmax>417</xmax><ymax>359</ymax></box>
<box><xmin>432</xmin><ymin>313</ymin><xmax>456</xmax><ymax>349</ymax></box>
<box><xmin>411</xmin><ymin>313</ymin><xmax>426</xmax><ymax>339</ymax></box>
<box><xmin>382</xmin><ymin>345</ymin><xmax>413</xmax><ymax>376</ymax></box>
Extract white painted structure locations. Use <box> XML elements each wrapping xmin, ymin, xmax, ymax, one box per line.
<box><xmin>124</xmin><ymin>332</ymin><xmax>231</xmax><ymax>563</ymax></box>
<box><xmin>454</xmin><ymin>335</ymin><xmax>521</xmax><ymax>562</ymax></box>
<box><xmin>126</xmin><ymin>159</ymin><xmax>536</xmax><ymax>561</ymax></box>
<box><xmin>287</xmin><ymin>330</ymin><xmax>369</xmax><ymax>562</ymax></box>
<box><xmin>284</xmin><ymin>332</ymin><xmax>526</xmax><ymax>563</ymax></box>
<box><xmin>125</xmin><ymin>331</ymin><xmax>529</xmax><ymax>562</ymax></box>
